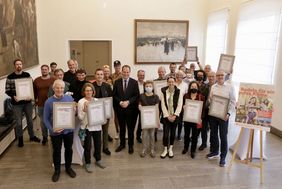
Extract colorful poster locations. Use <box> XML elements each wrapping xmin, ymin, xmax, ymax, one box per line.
<box><xmin>236</xmin><ymin>83</ymin><xmax>274</xmax><ymax>127</ymax></box>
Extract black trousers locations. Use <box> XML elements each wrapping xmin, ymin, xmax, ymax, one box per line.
<box><xmin>84</xmin><ymin>130</ymin><xmax>101</xmax><ymax>164</ymax></box>
<box><xmin>162</xmin><ymin>118</ymin><xmax>177</xmax><ymax>146</ymax></box>
<box><xmin>117</xmin><ymin>112</ymin><xmax>138</xmax><ymax>147</ymax></box>
<box><xmin>177</xmin><ymin>111</ymin><xmax>184</xmax><ymax>138</ymax></box>
<box><xmin>198</xmin><ymin>115</ymin><xmax>209</xmax><ymax>146</ymax></box>
<box><xmin>136</xmin><ymin>111</ymin><xmax>142</xmax><ymax>139</ymax></box>
<box><xmin>209</xmin><ymin>116</ymin><xmax>229</xmax><ymax>159</ymax></box>
<box><xmin>184</xmin><ymin>122</ymin><xmax>198</xmax><ymax>153</ymax></box>
<box><xmin>51</xmin><ymin>132</ymin><xmax>73</xmax><ymax>172</ymax></box>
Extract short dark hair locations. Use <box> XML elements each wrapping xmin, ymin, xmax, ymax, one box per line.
<box><xmin>167</xmin><ymin>76</ymin><xmax>176</xmax><ymax>82</ymax></box>
<box><xmin>113</xmin><ymin>60</ymin><xmax>121</xmax><ymax>67</ymax></box>
<box><xmin>122</xmin><ymin>65</ymin><xmax>131</xmax><ymax>71</ymax></box>
<box><xmin>50</xmin><ymin>62</ymin><xmax>57</xmax><ymax>66</ymax></box>
<box><xmin>76</xmin><ymin>68</ymin><xmax>86</xmax><ymax>75</ymax></box>
<box><xmin>169</xmin><ymin>62</ymin><xmax>176</xmax><ymax>66</ymax></box>
<box><xmin>41</xmin><ymin>64</ymin><xmax>49</xmax><ymax>69</ymax></box>
<box><xmin>54</xmin><ymin>68</ymin><xmax>64</xmax><ymax>75</ymax></box>
<box><xmin>187</xmin><ymin>81</ymin><xmax>200</xmax><ymax>96</ymax></box>
<box><xmin>95</xmin><ymin>68</ymin><xmax>104</xmax><ymax>74</ymax></box>
<box><xmin>13</xmin><ymin>59</ymin><xmax>23</xmax><ymax>65</ymax></box>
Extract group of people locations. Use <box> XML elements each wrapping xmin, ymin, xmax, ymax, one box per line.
<box><xmin>4</xmin><ymin>58</ymin><xmax>235</xmax><ymax>183</ymax></box>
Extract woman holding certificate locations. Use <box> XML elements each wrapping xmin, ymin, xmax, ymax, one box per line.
<box><xmin>160</xmin><ymin>77</ymin><xmax>183</xmax><ymax>159</ymax></box>
<box><xmin>77</xmin><ymin>83</ymin><xmax>105</xmax><ymax>173</ymax></box>
<box><xmin>43</xmin><ymin>80</ymin><xmax>76</xmax><ymax>182</ymax></box>
<box><xmin>182</xmin><ymin>81</ymin><xmax>205</xmax><ymax>159</ymax></box>
<box><xmin>139</xmin><ymin>80</ymin><xmax>160</xmax><ymax>158</ymax></box>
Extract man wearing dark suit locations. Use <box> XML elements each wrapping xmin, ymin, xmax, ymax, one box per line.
<box><xmin>113</xmin><ymin>65</ymin><xmax>140</xmax><ymax>154</ymax></box>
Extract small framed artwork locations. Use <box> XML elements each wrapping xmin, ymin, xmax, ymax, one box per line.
<box><xmin>186</xmin><ymin>46</ymin><xmax>198</xmax><ymax>62</ymax></box>
<box><xmin>217</xmin><ymin>54</ymin><xmax>235</xmax><ymax>74</ymax></box>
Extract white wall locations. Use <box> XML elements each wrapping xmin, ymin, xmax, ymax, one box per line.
<box><xmin>35</xmin><ymin>0</ymin><xmax>207</xmax><ymax>78</ymax></box>
<box><xmin>207</xmin><ymin>0</ymin><xmax>282</xmax><ymax>132</ymax></box>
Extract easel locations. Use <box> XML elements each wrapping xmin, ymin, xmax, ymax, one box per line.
<box><xmin>228</xmin><ymin>123</ymin><xmax>270</xmax><ymax>184</ymax></box>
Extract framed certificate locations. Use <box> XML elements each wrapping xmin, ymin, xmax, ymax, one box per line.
<box><xmin>153</xmin><ymin>80</ymin><xmax>167</xmax><ymax>98</ymax></box>
<box><xmin>186</xmin><ymin>46</ymin><xmax>198</xmax><ymax>62</ymax></box>
<box><xmin>208</xmin><ymin>95</ymin><xmax>230</xmax><ymax>120</ymax></box>
<box><xmin>15</xmin><ymin>78</ymin><xmax>34</xmax><ymax>100</ymax></box>
<box><xmin>217</xmin><ymin>54</ymin><xmax>235</xmax><ymax>74</ymax></box>
<box><xmin>100</xmin><ymin>97</ymin><xmax>113</xmax><ymax>119</ymax></box>
<box><xmin>140</xmin><ymin>105</ymin><xmax>159</xmax><ymax>129</ymax></box>
<box><xmin>183</xmin><ymin>99</ymin><xmax>203</xmax><ymax>123</ymax></box>
<box><xmin>53</xmin><ymin>102</ymin><xmax>75</xmax><ymax>129</ymax></box>
<box><xmin>87</xmin><ymin>100</ymin><xmax>106</xmax><ymax>126</ymax></box>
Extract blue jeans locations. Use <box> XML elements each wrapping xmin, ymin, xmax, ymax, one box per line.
<box><xmin>38</xmin><ymin>106</ymin><xmax>48</xmax><ymax>138</ymax></box>
<box><xmin>13</xmin><ymin>102</ymin><xmax>34</xmax><ymax>138</ymax></box>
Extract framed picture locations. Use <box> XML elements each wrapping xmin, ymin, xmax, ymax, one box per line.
<box><xmin>209</xmin><ymin>95</ymin><xmax>230</xmax><ymax>120</ymax></box>
<box><xmin>15</xmin><ymin>78</ymin><xmax>34</xmax><ymax>101</ymax></box>
<box><xmin>183</xmin><ymin>99</ymin><xmax>203</xmax><ymax>123</ymax></box>
<box><xmin>186</xmin><ymin>46</ymin><xmax>198</xmax><ymax>62</ymax></box>
<box><xmin>217</xmin><ymin>54</ymin><xmax>235</xmax><ymax>74</ymax></box>
<box><xmin>153</xmin><ymin>80</ymin><xmax>167</xmax><ymax>98</ymax></box>
<box><xmin>140</xmin><ymin>105</ymin><xmax>159</xmax><ymax>129</ymax></box>
<box><xmin>100</xmin><ymin>97</ymin><xmax>113</xmax><ymax>119</ymax></box>
<box><xmin>53</xmin><ymin>102</ymin><xmax>75</xmax><ymax>129</ymax></box>
<box><xmin>135</xmin><ymin>19</ymin><xmax>189</xmax><ymax>64</ymax></box>
<box><xmin>87</xmin><ymin>100</ymin><xmax>106</xmax><ymax>126</ymax></box>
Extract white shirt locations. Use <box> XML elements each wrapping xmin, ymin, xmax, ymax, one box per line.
<box><xmin>138</xmin><ymin>81</ymin><xmax>144</xmax><ymax>94</ymax></box>
<box><xmin>160</xmin><ymin>88</ymin><xmax>183</xmax><ymax>118</ymax></box>
<box><xmin>176</xmin><ymin>81</ymin><xmax>188</xmax><ymax>97</ymax></box>
<box><xmin>78</xmin><ymin>97</ymin><xmax>102</xmax><ymax>131</ymax></box>
<box><xmin>209</xmin><ymin>82</ymin><xmax>236</xmax><ymax>114</ymax></box>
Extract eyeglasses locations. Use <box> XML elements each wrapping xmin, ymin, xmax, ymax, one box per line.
<box><xmin>216</xmin><ymin>74</ymin><xmax>224</xmax><ymax>77</ymax></box>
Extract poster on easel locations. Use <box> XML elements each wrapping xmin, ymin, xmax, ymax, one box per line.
<box><xmin>235</xmin><ymin>83</ymin><xmax>274</xmax><ymax>128</ymax></box>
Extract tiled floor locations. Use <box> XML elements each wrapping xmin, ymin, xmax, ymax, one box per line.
<box><xmin>0</xmin><ymin>117</ymin><xmax>282</xmax><ymax>189</ymax></box>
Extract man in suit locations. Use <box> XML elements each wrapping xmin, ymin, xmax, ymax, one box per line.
<box><xmin>113</xmin><ymin>65</ymin><xmax>140</xmax><ymax>154</ymax></box>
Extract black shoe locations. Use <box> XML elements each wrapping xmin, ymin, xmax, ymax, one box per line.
<box><xmin>66</xmin><ymin>168</ymin><xmax>76</xmax><ymax>178</ymax></box>
<box><xmin>108</xmin><ymin>135</ymin><xmax>113</xmax><ymax>142</ymax></box>
<box><xmin>30</xmin><ymin>136</ymin><xmax>41</xmax><ymax>143</ymax></box>
<box><xmin>136</xmin><ymin>137</ymin><xmax>142</xmax><ymax>144</ymax></box>
<box><xmin>198</xmin><ymin>144</ymin><xmax>207</xmax><ymax>151</ymax></box>
<box><xmin>115</xmin><ymin>145</ymin><xmax>125</xmax><ymax>152</ymax></box>
<box><xmin>219</xmin><ymin>158</ymin><xmax>226</xmax><ymax>167</ymax></box>
<box><xmin>18</xmin><ymin>136</ymin><xmax>24</xmax><ymax>147</ymax></box>
<box><xmin>206</xmin><ymin>152</ymin><xmax>219</xmax><ymax>159</ymax></box>
<box><xmin>191</xmin><ymin>152</ymin><xmax>195</xmax><ymax>159</ymax></box>
<box><xmin>182</xmin><ymin>148</ymin><xmax>188</xmax><ymax>154</ymax></box>
<box><xmin>103</xmin><ymin>148</ymin><xmax>111</xmax><ymax>155</ymax></box>
<box><xmin>52</xmin><ymin>171</ymin><xmax>60</xmax><ymax>182</ymax></box>
<box><xmin>42</xmin><ymin>137</ymin><xmax>48</xmax><ymax>146</ymax></box>
<box><xmin>128</xmin><ymin>146</ymin><xmax>134</xmax><ymax>154</ymax></box>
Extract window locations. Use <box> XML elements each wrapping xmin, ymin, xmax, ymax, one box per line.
<box><xmin>233</xmin><ymin>0</ymin><xmax>281</xmax><ymax>84</ymax></box>
<box><xmin>205</xmin><ymin>9</ymin><xmax>229</xmax><ymax>71</ymax></box>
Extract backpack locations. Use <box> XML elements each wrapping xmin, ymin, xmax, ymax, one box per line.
<box><xmin>0</xmin><ymin>98</ymin><xmax>14</xmax><ymax>126</ymax></box>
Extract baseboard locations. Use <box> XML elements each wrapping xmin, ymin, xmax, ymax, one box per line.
<box><xmin>270</xmin><ymin>126</ymin><xmax>282</xmax><ymax>138</ymax></box>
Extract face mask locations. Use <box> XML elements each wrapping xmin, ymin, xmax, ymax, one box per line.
<box><xmin>196</xmin><ymin>77</ymin><xmax>203</xmax><ymax>81</ymax></box>
<box><xmin>145</xmin><ymin>87</ymin><xmax>153</xmax><ymax>93</ymax></box>
<box><xmin>190</xmin><ymin>88</ymin><xmax>198</xmax><ymax>93</ymax></box>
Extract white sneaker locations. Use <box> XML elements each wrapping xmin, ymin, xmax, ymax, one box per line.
<box><xmin>85</xmin><ymin>164</ymin><xmax>93</xmax><ymax>173</ymax></box>
<box><xmin>160</xmin><ymin>147</ymin><xmax>168</xmax><ymax>159</ymax></box>
<box><xmin>168</xmin><ymin>145</ymin><xmax>174</xmax><ymax>158</ymax></box>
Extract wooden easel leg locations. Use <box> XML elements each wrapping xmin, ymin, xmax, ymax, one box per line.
<box><xmin>228</xmin><ymin>127</ymin><xmax>244</xmax><ymax>173</ymax></box>
<box><xmin>260</xmin><ymin>130</ymin><xmax>263</xmax><ymax>184</ymax></box>
<box><xmin>245</xmin><ymin>129</ymin><xmax>253</xmax><ymax>164</ymax></box>
<box><xmin>250</xmin><ymin>129</ymin><xmax>254</xmax><ymax>162</ymax></box>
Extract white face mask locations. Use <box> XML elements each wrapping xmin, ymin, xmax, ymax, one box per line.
<box><xmin>145</xmin><ymin>86</ymin><xmax>153</xmax><ymax>93</ymax></box>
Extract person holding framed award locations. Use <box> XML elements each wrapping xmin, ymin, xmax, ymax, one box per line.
<box><xmin>139</xmin><ymin>80</ymin><xmax>160</xmax><ymax>158</ymax></box>
<box><xmin>78</xmin><ymin>83</ymin><xmax>105</xmax><ymax>172</ymax></box>
<box><xmin>5</xmin><ymin>59</ymin><xmax>41</xmax><ymax>147</ymax></box>
<box><xmin>160</xmin><ymin>77</ymin><xmax>183</xmax><ymax>159</ymax></box>
<box><xmin>207</xmin><ymin>70</ymin><xmax>236</xmax><ymax>167</ymax></box>
<box><xmin>43</xmin><ymin>80</ymin><xmax>76</xmax><ymax>182</ymax></box>
<box><xmin>182</xmin><ymin>81</ymin><xmax>205</xmax><ymax>159</ymax></box>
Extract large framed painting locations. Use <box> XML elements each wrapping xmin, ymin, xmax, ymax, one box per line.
<box><xmin>135</xmin><ymin>19</ymin><xmax>189</xmax><ymax>64</ymax></box>
<box><xmin>0</xmin><ymin>0</ymin><xmax>39</xmax><ymax>78</ymax></box>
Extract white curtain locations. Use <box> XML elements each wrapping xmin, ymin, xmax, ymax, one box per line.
<box><xmin>205</xmin><ymin>8</ymin><xmax>229</xmax><ymax>71</ymax></box>
<box><xmin>233</xmin><ymin>0</ymin><xmax>282</xmax><ymax>84</ymax></box>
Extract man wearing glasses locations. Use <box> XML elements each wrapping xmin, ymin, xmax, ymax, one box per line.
<box><xmin>206</xmin><ymin>70</ymin><xmax>236</xmax><ymax>167</ymax></box>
